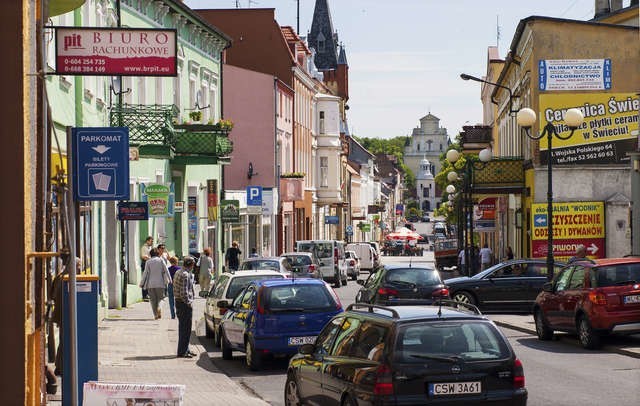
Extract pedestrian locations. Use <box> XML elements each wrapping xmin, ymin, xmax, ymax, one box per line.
<box><xmin>139</xmin><ymin>248</ymin><xmax>172</xmax><ymax>319</ymax></box>
<box><xmin>506</xmin><ymin>246</ymin><xmax>514</xmax><ymax>260</ymax></box>
<box><xmin>568</xmin><ymin>244</ymin><xmax>587</xmax><ymax>263</ymax></box>
<box><xmin>225</xmin><ymin>241</ymin><xmax>242</xmax><ymax>271</ymax></box>
<box><xmin>479</xmin><ymin>243</ymin><xmax>493</xmax><ymax>271</ymax></box>
<box><xmin>140</xmin><ymin>236</ymin><xmax>153</xmax><ymax>300</ymax></box>
<box><xmin>50</xmin><ymin>257</ymin><xmax>82</xmax><ymax>376</ymax></box>
<box><xmin>249</xmin><ymin>247</ymin><xmax>259</xmax><ymax>258</ymax></box>
<box><xmin>197</xmin><ymin>247</ymin><xmax>214</xmax><ymax>291</ymax></box>
<box><xmin>173</xmin><ymin>256</ymin><xmax>197</xmax><ymax>358</ymax></box>
<box><xmin>157</xmin><ymin>243</ymin><xmax>169</xmax><ymax>266</ymax></box>
<box><xmin>167</xmin><ymin>256</ymin><xmax>180</xmax><ymax>319</ymax></box>
<box><xmin>458</xmin><ymin>248</ymin><xmax>466</xmax><ymax>272</ymax></box>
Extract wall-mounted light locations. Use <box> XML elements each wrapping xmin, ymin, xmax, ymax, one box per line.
<box><xmin>248</xmin><ymin>162</ymin><xmax>258</xmax><ymax>179</ymax></box>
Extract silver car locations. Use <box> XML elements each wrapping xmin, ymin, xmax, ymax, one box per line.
<box><xmin>345</xmin><ymin>250</ymin><xmax>361</xmax><ymax>280</ymax></box>
<box><xmin>280</xmin><ymin>252</ymin><xmax>322</xmax><ymax>279</ymax></box>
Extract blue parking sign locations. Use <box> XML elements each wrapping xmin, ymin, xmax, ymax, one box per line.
<box><xmin>247</xmin><ymin>186</ymin><xmax>262</xmax><ymax>206</ymax></box>
<box><xmin>72</xmin><ymin>127</ymin><xmax>130</xmax><ymax>201</ymax></box>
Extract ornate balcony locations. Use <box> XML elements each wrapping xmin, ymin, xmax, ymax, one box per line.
<box><xmin>109</xmin><ymin>104</ymin><xmax>178</xmax><ymax>158</ymax></box>
<box><xmin>172</xmin><ymin>124</ymin><xmax>233</xmax><ymax>164</ymax></box>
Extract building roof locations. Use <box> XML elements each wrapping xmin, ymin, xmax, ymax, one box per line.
<box><xmin>281</xmin><ymin>26</ymin><xmax>311</xmax><ymax>55</ymax></box>
<box><xmin>309</xmin><ymin>0</ymin><xmax>339</xmax><ymax>70</ymax></box>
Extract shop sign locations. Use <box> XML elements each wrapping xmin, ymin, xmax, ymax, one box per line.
<box><xmin>55</xmin><ymin>27</ymin><xmax>177</xmax><ymax>76</ymax></box>
<box><xmin>325</xmin><ymin>216</ymin><xmax>339</xmax><ymax>225</ymax></box>
<box><xmin>531</xmin><ymin>201</ymin><xmax>605</xmax><ymax>260</ymax></box>
<box><xmin>117</xmin><ymin>201</ymin><xmax>148</xmax><ymax>221</ymax></box>
<box><xmin>207</xmin><ymin>179</ymin><xmax>218</xmax><ymax>221</ymax></box>
<box><xmin>538</xmin><ymin>59</ymin><xmax>611</xmax><ymax>91</ymax></box>
<box><xmin>220</xmin><ymin>200</ymin><xmax>240</xmax><ymax>223</ymax></box>
<box><xmin>141</xmin><ymin>183</ymin><xmax>174</xmax><ymax>217</ymax></box>
<box><xmin>474</xmin><ymin>197</ymin><xmax>496</xmax><ymax>231</ymax></box>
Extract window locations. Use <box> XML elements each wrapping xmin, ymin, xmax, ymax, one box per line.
<box><xmin>333</xmin><ymin>317</ymin><xmax>361</xmax><ymax>357</ymax></box>
<box><xmin>320</xmin><ymin>157</ymin><xmax>328</xmax><ymax>188</ymax></box>
<box><xmin>211</xmin><ymin>275</ymin><xmax>229</xmax><ymax>298</ymax></box>
<box><xmin>315</xmin><ymin>317</ymin><xmax>344</xmax><ymax>355</ymax></box>
<box><xmin>226</xmin><ymin>275</ymin><xmax>283</xmax><ymax>299</ymax></box>
<box><xmin>319</xmin><ymin>111</ymin><xmax>325</xmax><ymax>134</ymax></box>
<box><xmin>422</xmin><ymin>188</ymin><xmax>429</xmax><ymax>198</ymax></box>
<box><xmin>354</xmin><ymin>322</ymin><xmax>387</xmax><ymax>360</ymax></box>
<box><xmin>567</xmin><ymin>267</ymin><xmax>586</xmax><ymax>290</ymax></box>
<box><xmin>555</xmin><ymin>268</ymin><xmax>573</xmax><ymax>292</ymax></box>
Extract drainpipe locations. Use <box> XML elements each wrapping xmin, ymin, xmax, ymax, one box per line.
<box><xmin>274</xmin><ymin>77</ymin><xmax>280</xmax><ymax>254</ymax></box>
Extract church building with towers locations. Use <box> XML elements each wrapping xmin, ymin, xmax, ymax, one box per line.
<box><xmin>404</xmin><ymin>113</ymin><xmax>451</xmax><ymax>211</ymax></box>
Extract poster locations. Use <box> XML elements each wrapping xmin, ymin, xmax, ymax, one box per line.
<box><xmin>83</xmin><ymin>381</ymin><xmax>184</xmax><ymax>405</ymax></box>
<box><xmin>141</xmin><ymin>183</ymin><xmax>175</xmax><ymax>217</ymax></box>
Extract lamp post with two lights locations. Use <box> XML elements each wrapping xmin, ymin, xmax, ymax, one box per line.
<box><xmin>516</xmin><ymin>107</ymin><xmax>585</xmax><ymax>280</ymax></box>
<box><xmin>446</xmin><ymin>147</ymin><xmax>493</xmax><ymax>276</ymax></box>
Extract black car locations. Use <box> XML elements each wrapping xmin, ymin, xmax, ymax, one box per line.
<box><xmin>445</xmin><ymin>259</ymin><xmax>565</xmax><ymax>312</ymax></box>
<box><xmin>285</xmin><ymin>302</ymin><xmax>527</xmax><ymax>405</ymax></box>
<box><xmin>356</xmin><ymin>265</ymin><xmax>449</xmax><ymax>305</ymax></box>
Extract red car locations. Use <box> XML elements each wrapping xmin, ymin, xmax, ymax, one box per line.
<box><xmin>533</xmin><ymin>258</ymin><xmax>640</xmax><ymax>349</ymax></box>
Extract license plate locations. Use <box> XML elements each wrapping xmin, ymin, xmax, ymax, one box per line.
<box><xmin>429</xmin><ymin>381</ymin><xmax>482</xmax><ymax>396</ymax></box>
<box><xmin>624</xmin><ymin>294</ymin><xmax>640</xmax><ymax>304</ymax></box>
<box><xmin>288</xmin><ymin>336</ymin><xmax>316</xmax><ymax>346</ymax></box>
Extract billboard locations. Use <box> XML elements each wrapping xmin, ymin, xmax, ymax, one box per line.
<box><xmin>55</xmin><ymin>27</ymin><xmax>177</xmax><ymax>76</ymax></box>
<box><xmin>538</xmin><ymin>93</ymin><xmax>639</xmax><ymax>165</ymax></box>
<box><xmin>538</xmin><ymin>59</ymin><xmax>611</xmax><ymax>91</ymax></box>
<box><xmin>531</xmin><ymin>201</ymin><xmax>605</xmax><ymax>260</ymax></box>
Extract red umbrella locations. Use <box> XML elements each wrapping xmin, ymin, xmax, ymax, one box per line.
<box><xmin>385</xmin><ymin>227</ymin><xmax>422</xmax><ymax>240</ymax></box>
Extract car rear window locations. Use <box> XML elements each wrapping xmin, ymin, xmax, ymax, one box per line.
<box><xmin>241</xmin><ymin>260</ymin><xmax>281</xmax><ymax>271</ymax></box>
<box><xmin>265</xmin><ymin>284</ymin><xmax>337</xmax><ymax>312</ymax></box>
<box><xmin>298</xmin><ymin>242</ymin><xmax>333</xmax><ymax>259</ymax></box>
<box><xmin>394</xmin><ymin>321</ymin><xmax>510</xmax><ymax>363</ymax></box>
<box><xmin>227</xmin><ymin>275</ymin><xmax>283</xmax><ymax>299</ymax></box>
<box><xmin>385</xmin><ymin>268</ymin><xmax>441</xmax><ymax>287</ymax></box>
<box><xmin>593</xmin><ymin>264</ymin><xmax>640</xmax><ymax>287</ymax></box>
<box><xmin>287</xmin><ymin>255</ymin><xmax>312</xmax><ymax>266</ymax></box>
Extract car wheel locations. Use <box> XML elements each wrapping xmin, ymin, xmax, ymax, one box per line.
<box><xmin>245</xmin><ymin>338</ymin><xmax>263</xmax><ymax>371</ymax></box>
<box><xmin>341</xmin><ymin>394</ymin><xmax>357</xmax><ymax>406</ymax></box>
<box><xmin>334</xmin><ymin>271</ymin><xmax>341</xmax><ymax>288</ymax></box>
<box><xmin>452</xmin><ymin>291</ymin><xmax>476</xmax><ymax>306</ymax></box>
<box><xmin>284</xmin><ymin>373</ymin><xmax>302</xmax><ymax>406</ymax></box>
<box><xmin>220</xmin><ymin>329</ymin><xmax>233</xmax><ymax>360</ymax></box>
<box><xmin>534</xmin><ymin>309</ymin><xmax>554</xmax><ymax>340</ymax></box>
<box><xmin>577</xmin><ymin>315</ymin><xmax>601</xmax><ymax>349</ymax></box>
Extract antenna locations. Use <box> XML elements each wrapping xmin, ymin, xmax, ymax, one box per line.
<box><xmin>496</xmin><ymin>15</ymin><xmax>501</xmax><ymax>49</ymax></box>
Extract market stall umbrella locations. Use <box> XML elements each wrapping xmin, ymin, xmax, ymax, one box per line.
<box><xmin>385</xmin><ymin>227</ymin><xmax>422</xmax><ymax>240</ymax></box>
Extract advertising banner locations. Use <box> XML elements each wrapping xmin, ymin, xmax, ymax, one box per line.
<box><xmin>474</xmin><ymin>197</ymin><xmax>497</xmax><ymax>231</ymax></box>
<box><xmin>538</xmin><ymin>93</ymin><xmax>639</xmax><ymax>165</ymax></box>
<box><xmin>538</xmin><ymin>59</ymin><xmax>611</xmax><ymax>91</ymax></box>
<box><xmin>531</xmin><ymin>201</ymin><xmax>605</xmax><ymax>260</ymax></box>
<box><xmin>220</xmin><ymin>200</ymin><xmax>240</xmax><ymax>223</ymax></box>
<box><xmin>117</xmin><ymin>202</ymin><xmax>148</xmax><ymax>221</ymax></box>
<box><xmin>55</xmin><ymin>27</ymin><xmax>177</xmax><ymax>76</ymax></box>
<box><xmin>207</xmin><ymin>179</ymin><xmax>218</xmax><ymax>222</ymax></box>
<box><xmin>141</xmin><ymin>183</ymin><xmax>174</xmax><ymax>217</ymax></box>
<box><xmin>188</xmin><ymin>196</ymin><xmax>197</xmax><ymax>250</ymax></box>
<box><xmin>83</xmin><ymin>381</ymin><xmax>184</xmax><ymax>405</ymax></box>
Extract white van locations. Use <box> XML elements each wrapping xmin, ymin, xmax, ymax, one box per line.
<box><xmin>296</xmin><ymin>240</ymin><xmax>348</xmax><ymax>287</ymax></box>
<box><xmin>346</xmin><ymin>243</ymin><xmax>376</xmax><ymax>272</ymax></box>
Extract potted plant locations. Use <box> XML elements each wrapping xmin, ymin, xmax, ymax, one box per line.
<box><xmin>189</xmin><ymin>110</ymin><xmax>202</xmax><ymax>122</ymax></box>
<box><xmin>280</xmin><ymin>172</ymin><xmax>306</xmax><ymax>178</ymax></box>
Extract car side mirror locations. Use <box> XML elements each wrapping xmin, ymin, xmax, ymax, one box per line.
<box><xmin>299</xmin><ymin>343</ymin><xmax>315</xmax><ymax>355</ymax></box>
<box><xmin>542</xmin><ymin>282</ymin><xmax>553</xmax><ymax>292</ymax></box>
<box><xmin>218</xmin><ymin>300</ymin><xmax>230</xmax><ymax>309</ymax></box>
<box><xmin>356</xmin><ymin>279</ymin><xmax>365</xmax><ymax>286</ymax></box>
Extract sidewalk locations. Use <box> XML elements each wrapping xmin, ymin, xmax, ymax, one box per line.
<box><xmin>49</xmin><ymin>293</ymin><xmax>269</xmax><ymax>405</ymax></box>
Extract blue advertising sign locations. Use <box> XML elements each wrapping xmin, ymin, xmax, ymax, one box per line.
<box><xmin>247</xmin><ymin>186</ymin><xmax>263</xmax><ymax>206</ymax></box>
<box><xmin>345</xmin><ymin>224</ymin><xmax>354</xmax><ymax>236</ymax></box>
<box><xmin>325</xmin><ymin>216</ymin><xmax>339</xmax><ymax>225</ymax></box>
<box><xmin>117</xmin><ymin>202</ymin><xmax>148</xmax><ymax>221</ymax></box>
<box><xmin>72</xmin><ymin>127</ymin><xmax>129</xmax><ymax>201</ymax></box>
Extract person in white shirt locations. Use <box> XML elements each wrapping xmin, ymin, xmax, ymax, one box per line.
<box><xmin>139</xmin><ymin>248</ymin><xmax>172</xmax><ymax>319</ymax></box>
<box><xmin>479</xmin><ymin>243</ymin><xmax>493</xmax><ymax>271</ymax></box>
<box><xmin>197</xmin><ymin>247</ymin><xmax>214</xmax><ymax>291</ymax></box>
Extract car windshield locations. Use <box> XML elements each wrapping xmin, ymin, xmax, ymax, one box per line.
<box><xmin>241</xmin><ymin>260</ymin><xmax>281</xmax><ymax>271</ymax></box>
<box><xmin>385</xmin><ymin>268</ymin><xmax>441</xmax><ymax>287</ymax></box>
<box><xmin>265</xmin><ymin>284</ymin><xmax>337</xmax><ymax>312</ymax></box>
<box><xmin>593</xmin><ymin>264</ymin><xmax>640</xmax><ymax>287</ymax></box>
<box><xmin>227</xmin><ymin>275</ymin><xmax>284</xmax><ymax>299</ymax></box>
<box><xmin>394</xmin><ymin>321</ymin><xmax>510</xmax><ymax>363</ymax></box>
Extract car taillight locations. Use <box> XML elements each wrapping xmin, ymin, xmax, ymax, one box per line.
<box><xmin>373</xmin><ymin>364</ymin><xmax>394</xmax><ymax>395</ymax></box>
<box><xmin>334</xmin><ymin>247</ymin><xmax>338</xmax><ymax>264</ymax></box>
<box><xmin>589</xmin><ymin>290</ymin><xmax>607</xmax><ymax>305</ymax></box>
<box><xmin>257</xmin><ymin>287</ymin><xmax>265</xmax><ymax>314</ymax></box>
<box><xmin>349</xmin><ymin>259</ymin><xmax>355</xmax><ymax>266</ymax></box>
<box><xmin>513</xmin><ymin>358</ymin><xmax>525</xmax><ymax>389</ymax></box>
<box><xmin>309</xmin><ymin>264</ymin><xmax>317</xmax><ymax>271</ymax></box>
<box><xmin>219</xmin><ymin>308</ymin><xmax>227</xmax><ymax>316</ymax></box>
<box><xmin>432</xmin><ymin>288</ymin><xmax>449</xmax><ymax>297</ymax></box>
<box><xmin>378</xmin><ymin>287</ymin><xmax>398</xmax><ymax>296</ymax></box>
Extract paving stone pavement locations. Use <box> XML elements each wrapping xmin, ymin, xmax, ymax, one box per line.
<box><xmin>48</xmin><ymin>293</ymin><xmax>269</xmax><ymax>405</ymax></box>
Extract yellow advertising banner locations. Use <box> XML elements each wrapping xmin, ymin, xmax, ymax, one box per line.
<box><xmin>538</xmin><ymin>93</ymin><xmax>639</xmax><ymax>165</ymax></box>
<box><xmin>531</xmin><ymin>201</ymin><xmax>605</xmax><ymax>240</ymax></box>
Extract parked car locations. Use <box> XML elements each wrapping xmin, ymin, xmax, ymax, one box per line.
<box><xmin>218</xmin><ymin>278</ymin><xmax>343</xmax><ymax>370</ymax></box>
<box><xmin>346</xmin><ymin>242</ymin><xmax>376</xmax><ymax>272</ymax></box>
<box><xmin>344</xmin><ymin>250</ymin><xmax>361</xmax><ymax>280</ymax></box>
<box><xmin>355</xmin><ymin>265</ymin><xmax>449</xmax><ymax>305</ymax></box>
<box><xmin>280</xmin><ymin>252</ymin><xmax>321</xmax><ymax>279</ymax></box>
<box><xmin>533</xmin><ymin>257</ymin><xmax>640</xmax><ymax>349</ymax></box>
<box><xmin>366</xmin><ymin>241</ymin><xmax>382</xmax><ymax>267</ymax></box>
<box><xmin>238</xmin><ymin>256</ymin><xmax>295</xmax><ymax>277</ymax></box>
<box><xmin>445</xmin><ymin>259</ymin><xmax>565</xmax><ymax>312</ymax></box>
<box><xmin>285</xmin><ymin>302</ymin><xmax>527</xmax><ymax>406</ymax></box>
<box><xmin>421</xmin><ymin>214</ymin><xmax>431</xmax><ymax>222</ymax></box>
<box><xmin>203</xmin><ymin>270</ymin><xmax>285</xmax><ymax>346</ymax></box>
<box><xmin>296</xmin><ymin>240</ymin><xmax>348</xmax><ymax>288</ymax></box>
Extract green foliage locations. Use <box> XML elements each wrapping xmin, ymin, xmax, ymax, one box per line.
<box><xmin>356</xmin><ymin>135</ymin><xmax>415</xmax><ymax>190</ymax></box>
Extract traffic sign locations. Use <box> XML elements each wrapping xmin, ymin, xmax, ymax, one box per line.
<box><xmin>345</xmin><ymin>225</ymin><xmax>353</xmax><ymax>236</ymax></box>
<box><xmin>247</xmin><ymin>186</ymin><xmax>262</xmax><ymax>206</ymax></box>
<box><xmin>72</xmin><ymin>127</ymin><xmax>129</xmax><ymax>201</ymax></box>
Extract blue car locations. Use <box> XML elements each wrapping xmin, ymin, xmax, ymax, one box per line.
<box><xmin>218</xmin><ymin>278</ymin><xmax>344</xmax><ymax>370</ymax></box>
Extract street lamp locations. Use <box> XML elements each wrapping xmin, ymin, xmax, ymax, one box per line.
<box><xmin>446</xmin><ymin>147</ymin><xmax>493</xmax><ymax>276</ymax></box>
<box><xmin>460</xmin><ymin>73</ymin><xmax>520</xmax><ymax>114</ymax></box>
<box><xmin>517</xmin><ymin>107</ymin><xmax>585</xmax><ymax>280</ymax></box>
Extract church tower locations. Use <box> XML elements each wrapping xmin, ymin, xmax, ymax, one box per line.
<box><xmin>416</xmin><ymin>156</ymin><xmax>436</xmax><ymax>212</ymax></box>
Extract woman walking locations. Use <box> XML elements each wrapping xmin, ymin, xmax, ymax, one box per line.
<box><xmin>139</xmin><ymin>248</ymin><xmax>172</xmax><ymax>319</ymax></box>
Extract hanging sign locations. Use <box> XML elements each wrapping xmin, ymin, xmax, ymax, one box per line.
<box><xmin>220</xmin><ymin>200</ymin><xmax>240</xmax><ymax>223</ymax></box>
<box><xmin>117</xmin><ymin>201</ymin><xmax>148</xmax><ymax>221</ymax></box>
<box><xmin>141</xmin><ymin>183</ymin><xmax>174</xmax><ymax>217</ymax></box>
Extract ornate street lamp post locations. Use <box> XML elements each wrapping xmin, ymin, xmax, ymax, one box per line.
<box><xmin>517</xmin><ymin>107</ymin><xmax>585</xmax><ymax>280</ymax></box>
<box><xmin>446</xmin><ymin>148</ymin><xmax>492</xmax><ymax>276</ymax></box>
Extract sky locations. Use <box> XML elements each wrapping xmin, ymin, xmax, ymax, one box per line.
<box><xmin>184</xmin><ymin>0</ymin><xmax>611</xmax><ymax>140</ymax></box>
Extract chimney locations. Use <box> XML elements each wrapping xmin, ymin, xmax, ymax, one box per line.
<box><xmin>610</xmin><ymin>0</ymin><xmax>623</xmax><ymax>11</ymax></box>
<box><xmin>594</xmin><ymin>0</ymin><xmax>610</xmax><ymax>18</ymax></box>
